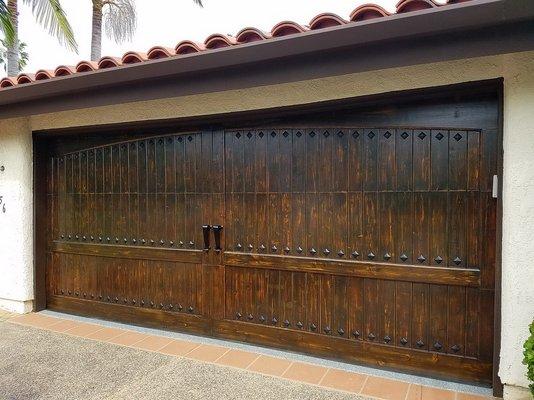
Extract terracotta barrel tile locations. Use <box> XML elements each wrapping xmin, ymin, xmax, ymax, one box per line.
<box><xmin>64</xmin><ymin>323</ymin><xmax>103</xmax><ymax>338</ymax></box>
<box><xmin>186</xmin><ymin>344</ymin><xmax>229</xmax><ymax>362</ymax></box>
<box><xmin>282</xmin><ymin>362</ymin><xmax>328</xmax><ymax>385</ymax></box>
<box><xmin>159</xmin><ymin>340</ymin><xmax>200</xmax><ymax>357</ymax></box>
<box><xmin>361</xmin><ymin>376</ymin><xmax>410</xmax><ymax>400</ymax></box>
<box><xmin>133</xmin><ymin>335</ymin><xmax>173</xmax><ymax>352</ymax></box>
<box><xmin>215</xmin><ymin>349</ymin><xmax>259</xmax><ymax>369</ymax></box>
<box><xmin>247</xmin><ymin>355</ymin><xmax>293</xmax><ymax>377</ymax></box>
<box><xmin>107</xmin><ymin>331</ymin><xmax>148</xmax><ymax>346</ymax></box>
<box><xmin>421</xmin><ymin>386</ymin><xmax>456</xmax><ymax>400</ymax></box>
<box><xmin>320</xmin><ymin>368</ymin><xmax>367</xmax><ymax>394</ymax></box>
<box><xmin>86</xmin><ymin>327</ymin><xmax>124</xmax><ymax>341</ymax></box>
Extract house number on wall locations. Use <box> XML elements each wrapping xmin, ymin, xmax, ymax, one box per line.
<box><xmin>0</xmin><ymin>196</ymin><xmax>5</xmax><ymax>213</ymax></box>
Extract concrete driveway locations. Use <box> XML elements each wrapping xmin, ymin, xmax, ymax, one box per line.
<box><xmin>0</xmin><ymin>320</ymin><xmax>366</xmax><ymax>400</ymax></box>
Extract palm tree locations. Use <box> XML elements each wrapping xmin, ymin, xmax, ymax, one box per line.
<box><xmin>4</xmin><ymin>0</ymin><xmax>77</xmax><ymax>77</ymax></box>
<box><xmin>0</xmin><ymin>1</ymin><xmax>15</xmax><ymax>46</ymax></box>
<box><xmin>90</xmin><ymin>0</ymin><xmax>203</xmax><ymax>62</ymax></box>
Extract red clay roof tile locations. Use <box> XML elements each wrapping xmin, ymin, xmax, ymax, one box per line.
<box><xmin>0</xmin><ymin>0</ymin><xmax>475</xmax><ymax>90</ymax></box>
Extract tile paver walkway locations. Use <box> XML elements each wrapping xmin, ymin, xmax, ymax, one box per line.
<box><xmin>6</xmin><ymin>312</ymin><xmax>497</xmax><ymax>400</ymax></box>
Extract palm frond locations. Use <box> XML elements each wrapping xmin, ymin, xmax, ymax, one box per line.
<box><xmin>22</xmin><ymin>0</ymin><xmax>78</xmax><ymax>52</ymax></box>
<box><xmin>102</xmin><ymin>0</ymin><xmax>136</xmax><ymax>44</ymax></box>
<box><xmin>0</xmin><ymin>1</ymin><xmax>15</xmax><ymax>45</ymax></box>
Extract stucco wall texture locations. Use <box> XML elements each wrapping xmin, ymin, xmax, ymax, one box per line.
<box><xmin>1</xmin><ymin>50</ymin><xmax>534</xmax><ymax>397</ymax></box>
<box><xmin>0</xmin><ymin>117</ymin><xmax>33</xmax><ymax>314</ymax></box>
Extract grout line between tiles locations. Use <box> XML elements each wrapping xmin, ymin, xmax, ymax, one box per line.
<box><xmin>280</xmin><ymin>361</ymin><xmax>295</xmax><ymax>378</ymax></box>
<box><xmin>316</xmin><ymin>367</ymin><xmax>330</xmax><ymax>386</ymax></box>
<box><xmin>182</xmin><ymin>343</ymin><xmax>203</xmax><ymax>357</ymax></box>
<box><xmin>358</xmin><ymin>375</ymin><xmax>370</xmax><ymax>395</ymax></box>
<box><xmin>243</xmin><ymin>354</ymin><xmax>261</xmax><ymax>370</ymax></box>
<box><xmin>212</xmin><ymin>348</ymin><xmax>232</xmax><ymax>363</ymax></box>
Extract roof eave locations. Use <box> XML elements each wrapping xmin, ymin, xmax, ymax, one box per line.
<box><xmin>1</xmin><ymin>0</ymin><xmax>532</xmax><ymax>107</ymax></box>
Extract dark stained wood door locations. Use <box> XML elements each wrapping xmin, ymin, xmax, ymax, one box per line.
<box><xmin>44</xmin><ymin>124</ymin><xmax>497</xmax><ymax>384</ymax></box>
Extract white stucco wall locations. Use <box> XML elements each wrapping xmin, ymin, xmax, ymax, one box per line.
<box><xmin>0</xmin><ymin>51</ymin><xmax>533</xmax><ymax>396</ymax></box>
<box><xmin>0</xmin><ymin>117</ymin><xmax>34</xmax><ymax>313</ymax></box>
<box><xmin>500</xmin><ymin>52</ymin><xmax>534</xmax><ymax>398</ymax></box>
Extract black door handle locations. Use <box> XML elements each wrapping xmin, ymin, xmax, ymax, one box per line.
<box><xmin>202</xmin><ymin>225</ymin><xmax>211</xmax><ymax>251</ymax></box>
<box><xmin>212</xmin><ymin>225</ymin><xmax>223</xmax><ymax>252</ymax></box>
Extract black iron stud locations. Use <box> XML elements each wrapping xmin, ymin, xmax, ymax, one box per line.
<box><xmin>324</xmin><ymin>326</ymin><xmax>332</xmax><ymax>334</ymax></box>
<box><xmin>168</xmin><ymin>304</ymin><xmax>172</xmax><ymax>309</ymax></box>
<box><xmin>416</xmin><ymin>340</ymin><xmax>424</xmax><ymax>348</ymax></box>
<box><xmin>177</xmin><ymin>137</ymin><xmax>183</xmax><ymax>143</ymax></box>
<box><xmin>283</xmin><ymin>131</ymin><xmax>289</xmax><ymax>138</ymax></box>
<box><xmin>132</xmin><ymin>300</ymin><xmax>136</xmax><ymax>304</ymax></box>
<box><xmin>400</xmin><ymin>337</ymin><xmax>408</xmax><ymax>345</ymax></box>
<box><xmin>60</xmin><ymin>289</ymin><xmax>65</xmax><ymax>294</ymax></box>
<box><xmin>451</xmin><ymin>344</ymin><xmax>461</xmax><ymax>353</ymax></box>
<box><xmin>259</xmin><ymin>315</ymin><xmax>266</xmax><ymax>323</ymax></box>
<box><xmin>141</xmin><ymin>239</ymin><xmax>146</xmax><ymax>245</ymax></box>
<box><xmin>367</xmin><ymin>131</ymin><xmax>375</xmax><ymax>139</ymax></box>
<box><xmin>367</xmin><ymin>252</ymin><xmax>375</xmax><ymax>260</ymax></box>
<box><xmin>433</xmin><ymin>341</ymin><xmax>443</xmax><ymax>351</ymax></box>
<box><xmin>338</xmin><ymin>328</ymin><xmax>345</xmax><ymax>336</ymax></box>
<box><xmin>418</xmin><ymin>132</ymin><xmax>427</xmax><ymax>140</ymax></box>
<box><xmin>236</xmin><ymin>312</ymin><xmax>242</xmax><ymax>319</ymax></box>
<box><xmin>235</xmin><ymin>132</ymin><xmax>241</xmax><ymax>139</ymax></box>
<box><xmin>271</xmin><ymin>245</ymin><xmax>277</xmax><ymax>253</ymax></box>
<box><xmin>248</xmin><ymin>244</ymin><xmax>253</xmax><ymax>251</ymax></box>
<box><xmin>150</xmin><ymin>239</ymin><xmax>155</xmax><ymax>245</ymax></box>
<box><xmin>68</xmin><ymin>234</ymin><xmax>72</xmax><ymax>240</ymax></box>
<box><xmin>323</xmin><ymin>131</ymin><xmax>330</xmax><ymax>138</ymax></box>
<box><xmin>323</xmin><ymin>249</ymin><xmax>330</xmax><ymax>256</ymax></box>
<box><xmin>296</xmin><ymin>321</ymin><xmax>303</xmax><ymax>329</ymax></box>
<box><xmin>189</xmin><ymin>241</ymin><xmax>194</xmax><ymax>247</ymax></box>
<box><xmin>368</xmin><ymin>333</ymin><xmax>376</xmax><ymax>341</ymax></box>
<box><xmin>179</xmin><ymin>241</ymin><xmax>184</xmax><ymax>246</ymax></box>
<box><xmin>123</xmin><ymin>298</ymin><xmax>127</xmax><ymax>303</ymax></box>
<box><xmin>401</xmin><ymin>131</ymin><xmax>409</xmax><ymax>139</ymax></box>
<box><xmin>149</xmin><ymin>301</ymin><xmax>154</xmax><ymax>306</ymax></box>
<box><xmin>236</xmin><ymin>243</ymin><xmax>243</xmax><ymax>250</ymax></box>
<box><xmin>400</xmin><ymin>254</ymin><xmax>408</xmax><ymax>262</ymax></box>
<box><xmin>106</xmin><ymin>296</ymin><xmax>110</xmax><ymax>301</ymax></box>
<box><xmin>310</xmin><ymin>248</ymin><xmax>317</xmax><ymax>255</ymax></box>
<box><xmin>296</xmin><ymin>131</ymin><xmax>302</xmax><ymax>138</ymax></box>
<box><xmin>352</xmin><ymin>331</ymin><xmax>360</xmax><ymax>339</ymax></box>
<box><xmin>384</xmin><ymin>335</ymin><xmax>391</xmax><ymax>344</ymax></box>
<box><xmin>75</xmin><ymin>234</ymin><xmax>79</xmax><ymax>240</ymax></box>
<box><xmin>259</xmin><ymin>244</ymin><xmax>266</xmax><ymax>251</ymax></box>
<box><xmin>61</xmin><ymin>234</ymin><xmax>65</xmax><ymax>239</ymax></box>
<box><xmin>352</xmin><ymin>131</ymin><xmax>360</xmax><ymax>139</ymax></box>
<box><xmin>383</xmin><ymin>253</ymin><xmax>391</xmax><ymax>261</ymax></box>
<box><xmin>141</xmin><ymin>300</ymin><xmax>145</xmax><ymax>305</ymax></box>
<box><xmin>271</xmin><ymin>131</ymin><xmax>276</xmax><ymax>137</ymax></box>
<box><xmin>384</xmin><ymin>131</ymin><xmax>392</xmax><ymax>139</ymax></box>
<box><xmin>82</xmin><ymin>236</ymin><xmax>87</xmax><ymax>241</ymax></box>
<box><xmin>436</xmin><ymin>132</ymin><xmax>444</xmax><ymax>141</ymax></box>
<box><xmin>160</xmin><ymin>239</ymin><xmax>165</xmax><ymax>245</ymax></box>
<box><xmin>247</xmin><ymin>132</ymin><xmax>253</xmax><ymax>139</ymax></box>
<box><xmin>187</xmin><ymin>136</ymin><xmax>193</xmax><ymax>142</ymax></box>
<box><xmin>177</xmin><ymin>304</ymin><xmax>183</xmax><ymax>311</ymax></box>
<box><xmin>338</xmin><ymin>250</ymin><xmax>345</xmax><ymax>257</ymax></box>
<box><xmin>90</xmin><ymin>236</ymin><xmax>94</xmax><ymax>241</ymax></box>
<box><xmin>283</xmin><ymin>320</ymin><xmax>290</xmax><ymax>327</ymax></box>
<box><xmin>259</xmin><ymin>132</ymin><xmax>264</xmax><ymax>138</ymax></box>
<box><xmin>309</xmin><ymin>131</ymin><xmax>316</xmax><ymax>138</ymax></box>
<box><xmin>297</xmin><ymin>246</ymin><xmax>303</xmax><ymax>254</ymax></box>
<box><xmin>160</xmin><ymin>303</ymin><xmax>164</xmax><ymax>309</ymax></box>
<box><xmin>68</xmin><ymin>290</ymin><xmax>72</xmax><ymax>295</ymax></box>
<box><xmin>454</xmin><ymin>133</ymin><xmax>462</xmax><ymax>141</ymax></box>
<box><xmin>351</xmin><ymin>251</ymin><xmax>360</xmax><ymax>258</ymax></box>
<box><xmin>434</xmin><ymin>256</ymin><xmax>443</xmax><ymax>264</ymax></box>
<box><xmin>169</xmin><ymin>241</ymin><xmax>174</xmax><ymax>247</ymax></box>
<box><xmin>247</xmin><ymin>314</ymin><xmax>254</xmax><ymax>321</ymax></box>
<box><xmin>453</xmin><ymin>257</ymin><xmax>462</xmax><ymax>265</ymax></box>
<box><xmin>310</xmin><ymin>323</ymin><xmax>317</xmax><ymax>331</ymax></box>
<box><xmin>284</xmin><ymin>246</ymin><xmax>290</xmax><ymax>254</ymax></box>
<box><xmin>75</xmin><ymin>292</ymin><xmax>79</xmax><ymax>296</ymax></box>
<box><xmin>99</xmin><ymin>237</ymin><xmax>103</xmax><ymax>242</ymax></box>
<box><xmin>417</xmin><ymin>254</ymin><xmax>426</xmax><ymax>263</ymax></box>
<box><xmin>188</xmin><ymin>306</ymin><xmax>194</xmax><ymax>313</ymax></box>
<box><xmin>272</xmin><ymin>317</ymin><xmax>278</xmax><ymax>325</ymax></box>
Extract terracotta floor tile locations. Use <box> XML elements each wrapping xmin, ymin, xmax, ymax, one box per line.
<box><xmin>421</xmin><ymin>386</ymin><xmax>456</xmax><ymax>400</ymax></box>
<box><xmin>361</xmin><ymin>376</ymin><xmax>410</xmax><ymax>400</ymax></box>
<box><xmin>215</xmin><ymin>349</ymin><xmax>259</xmax><ymax>369</ymax></box>
<box><xmin>47</xmin><ymin>319</ymin><xmax>81</xmax><ymax>333</ymax></box>
<box><xmin>64</xmin><ymin>323</ymin><xmax>104</xmax><ymax>338</ymax></box>
<box><xmin>159</xmin><ymin>340</ymin><xmax>200</xmax><ymax>357</ymax></box>
<box><xmin>247</xmin><ymin>355</ymin><xmax>293</xmax><ymax>377</ymax></box>
<box><xmin>107</xmin><ymin>331</ymin><xmax>148</xmax><ymax>346</ymax></box>
<box><xmin>186</xmin><ymin>344</ymin><xmax>229</xmax><ymax>362</ymax></box>
<box><xmin>10</xmin><ymin>313</ymin><xmax>57</xmax><ymax>327</ymax></box>
<box><xmin>406</xmin><ymin>384</ymin><xmax>422</xmax><ymax>400</ymax></box>
<box><xmin>457</xmin><ymin>392</ymin><xmax>492</xmax><ymax>400</ymax></box>
<box><xmin>282</xmin><ymin>362</ymin><xmax>328</xmax><ymax>385</ymax></box>
<box><xmin>133</xmin><ymin>335</ymin><xmax>173</xmax><ymax>352</ymax></box>
<box><xmin>320</xmin><ymin>368</ymin><xmax>367</xmax><ymax>394</ymax></box>
<box><xmin>85</xmin><ymin>327</ymin><xmax>124</xmax><ymax>341</ymax></box>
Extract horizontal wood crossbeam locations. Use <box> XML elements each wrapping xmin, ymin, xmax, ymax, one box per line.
<box><xmin>223</xmin><ymin>252</ymin><xmax>480</xmax><ymax>287</ymax></box>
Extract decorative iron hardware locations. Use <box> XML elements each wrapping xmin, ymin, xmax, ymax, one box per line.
<box><xmin>337</xmin><ymin>250</ymin><xmax>345</xmax><ymax>257</ymax></box>
<box><xmin>416</xmin><ymin>340</ymin><xmax>425</xmax><ymax>348</ymax></box>
<box><xmin>323</xmin><ymin>249</ymin><xmax>330</xmax><ymax>256</ymax></box>
<box><xmin>400</xmin><ymin>254</ymin><xmax>408</xmax><ymax>262</ymax></box>
<box><xmin>338</xmin><ymin>328</ymin><xmax>345</xmax><ymax>336</ymax></box>
<box><xmin>417</xmin><ymin>254</ymin><xmax>426</xmax><ymax>263</ymax></box>
<box><xmin>202</xmin><ymin>225</ymin><xmax>211</xmax><ymax>251</ymax></box>
<box><xmin>272</xmin><ymin>317</ymin><xmax>278</xmax><ymax>325</ymax></box>
<box><xmin>434</xmin><ymin>256</ymin><xmax>443</xmax><ymax>264</ymax></box>
<box><xmin>324</xmin><ymin>326</ymin><xmax>332</xmax><ymax>334</ymax></box>
<box><xmin>383</xmin><ymin>253</ymin><xmax>391</xmax><ymax>261</ymax></box>
<box><xmin>259</xmin><ymin>315</ymin><xmax>266</xmax><ymax>323</ymax></box>
<box><xmin>351</xmin><ymin>251</ymin><xmax>360</xmax><ymax>258</ymax></box>
<box><xmin>367</xmin><ymin>252</ymin><xmax>375</xmax><ymax>260</ymax></box>
<box><xmin>352</xmin><ymin>331</ymin><xmax>360</xmax><ymax>339</ymax></box>
<box><xmin>188</xmin><ymin>306</ymin><xmax>194</xmax><ymax>313</ymax></box>
<box><xmin>433</xmin><ymin>341</ymin><xmax>443</xmax><ymax>351</ymax></box>
<box><xmin>296</xmin><ymin>321</ymin><xmax>303</xmax><ymax>329</ymax></box>
<box><xmin>236</xmin><ymin>243</ymin><xmax>243</xmax><ymax>250</ymax></box>
<box><xmin>283</xmin><ymin>320</ymin><xmax>290</xmax><ymax>327</ymax></box>
<box><xmin>368</xmin><ymin>333</ymin><xmax>376</xmax><ymax>341</ymax></box>
<box><xmin>451</xmin><ymin>344</ymin><xmax>461</xmax><ymax>353</ymax></box>
<box><xmin>247</xmin><ymin>314</ymin><xmax>254</xmax><ymax>321</ymax></box>
<box><xmin>400</xmin><ymin>337</ymin><xmax>408</xmax><ymax>346</ymax></box>
<box><xmin>453</xmin><ymin>257</ymin><xmax>462</xmax><ymax>265</ymax></box>
<box><xmin>213</xmin><ymin>225</ymin><xmax>223</xmax><ymax>252</ymax></box>
<box><xmin>384</xmin><ymin>335</ymin><xmax>391</xmax><ymax>344</ymax></box>
<box><xmin>310</xmin><ymin>323</ymin><xmax>317</xmax><ymax>331</ymax></box>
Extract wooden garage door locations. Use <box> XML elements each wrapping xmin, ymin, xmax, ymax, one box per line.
<box><xmin>45</xmin><ymin>126</ymin><xmax>496</xmax><ymax>384</ymax></box>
